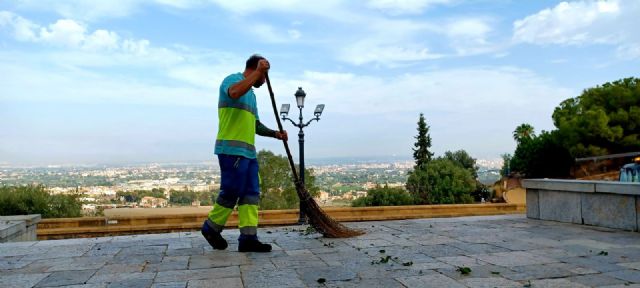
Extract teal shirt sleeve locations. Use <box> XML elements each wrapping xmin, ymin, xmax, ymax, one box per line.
<box><xmin>219</xmin><ymin>73</ymin><xmax>243</xmax><ymax>101</ymax></box>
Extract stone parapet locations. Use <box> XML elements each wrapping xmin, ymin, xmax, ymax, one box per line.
<box><xmin>0</xmin><ymin>214</ymin><xmax>41</xmax><ymax>242</ymax></box>
<box><xmin>523</xmin><ymin>179</ymin><xmax>639</xmax><ymax>231</ymax></box>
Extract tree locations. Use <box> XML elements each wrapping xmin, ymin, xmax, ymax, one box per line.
<box><xmin>413</xmin><ymin>113</ymin><xmax>434</xmax><ymax>169</ymax></box>
<box><xmin>352</xmin><ymin>185</ymin><xmax>414</xmax><ymax>207</ymax></box>
<box><xmin>509</xmin><ymin>130</ymin><xmax>573</xmax><ymax>178</ymax></box>
<box><xmin>443</xmin><ymin>150</ymin><xmax>478</xmax><ymax>178</ymax></box>
<box><xmin>513</xmin><ymin>123</ymin><xmax>535</xmax><ymax>143</ymax></box>
<box><xmin>552</xmin><ymin>77</ymin><xmax>640</xmax><ymax>157</ymax></box>
<box><xmin>500</xmin><ymin>153</ymin><xmax>512</xmax><ymax>177</ymax></box>
<box><xmin>257</xmin><ymin>150</ymin><xmax>319</xmax><ymax>210</ymax></box>
<box><xmin>407</xmin><ymin>158</ymin><xmax>475</xmax><ymax>204</ymax></box>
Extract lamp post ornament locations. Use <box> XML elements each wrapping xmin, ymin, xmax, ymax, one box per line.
<box><xmin>280</xmin><ymin>87</ymin><xmax>324</xmax><ymax>224</ymax></box>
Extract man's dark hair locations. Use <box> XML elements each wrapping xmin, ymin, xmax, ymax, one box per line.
<box><xmin>246</xmin><ymin>54</ymin><xmax>265</xmax><ymax>70</ymax></box>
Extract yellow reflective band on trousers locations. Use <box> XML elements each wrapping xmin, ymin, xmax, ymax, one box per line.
<box><xmin>208</xmin><ymin>203</ymin><xmax>233</xmax><ymax>226</ymax></box>
<box><xmin>217</xmin><ymin>107</ymin><xmax>256</xmax><ymax>145</ymax></box>
<box><xmin>237</xmin><ymin>204</ymin><xmax>259</xmax><ymax>228</ymax></box>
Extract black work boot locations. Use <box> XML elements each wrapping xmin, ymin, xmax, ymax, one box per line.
<box><xmin>201</xmin><ymin>220</ymin><xmax>228</xmax><ymax>250</ymax></box>
<box><xmin>238</xmin><ymin>239</ymin><xmax>272</xmax><ymax>252</ymax></box>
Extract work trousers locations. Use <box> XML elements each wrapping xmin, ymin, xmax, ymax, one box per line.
<box><xmin>207</xmin><ymin>154</ymin><xmax>260</xmax><ymax>240</ymax></box>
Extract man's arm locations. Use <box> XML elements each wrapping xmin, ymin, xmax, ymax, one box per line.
<box><xmin>256</xmin><ymin>120</ymin><xmax>288</xmax><ymax>141</ymax></box>
<box><xmin>228</xmin><ymin>59</ymin><xmax>269</xmax><ymax>99</ymax></box>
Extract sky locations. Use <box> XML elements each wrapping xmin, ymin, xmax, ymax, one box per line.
<box><xmin>0</xmin><ymin>0</ymin><xmax>639</xmax><ymax>166</ymax></box>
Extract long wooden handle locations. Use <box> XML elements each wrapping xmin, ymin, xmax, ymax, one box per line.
<box><xmin>265</xmin><ymin>73</ymin><xmax>301</xmax><ymax>184</ymax></box>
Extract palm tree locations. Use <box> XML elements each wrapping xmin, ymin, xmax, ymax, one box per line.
<box><xmin>513</xmin><ymin>123</ymin><xmax>535</xmax><ymax>142</ymax></box>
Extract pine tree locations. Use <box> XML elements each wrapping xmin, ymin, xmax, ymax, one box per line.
<box><xmin>413</xmin><ymin>113</ymin><xmax>434</xmax><ymax>169</ymax></box>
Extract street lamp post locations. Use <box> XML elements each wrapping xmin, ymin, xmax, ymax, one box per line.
<box><xmin>280</xmin><ymin>87</ymin><xmax>325</xmax><ymax>224</ymax></box>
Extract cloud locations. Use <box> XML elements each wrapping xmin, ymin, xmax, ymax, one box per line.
<box><xmin>513</xmin><ymin>0</ymin><xmax>640</xmax><ymax>58</ymax></box>
<box><xmin>367</xmin><ymin>0</ymin><xmax>454</xmax><ymax>15</ymax></box>
<box><xmin>0</xmin><ymin>10</ymin><xmax>38</xmax><ymax>41</ymax></box>
<box><xmin>249</xmin><ymin>23</ymin><xmax>302</xmax><ymax>43</ymax></box>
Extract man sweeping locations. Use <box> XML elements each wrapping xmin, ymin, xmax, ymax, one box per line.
<box><xmin>201</xmin><ymin>54</ymin><xmax>287</xmax><ymax>252</ymax></box>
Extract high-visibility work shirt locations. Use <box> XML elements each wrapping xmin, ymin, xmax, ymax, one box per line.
<box><xmin>215</xmin><ymin>72</ymin><xmax>260</xmax><ymax>159</ymax></box>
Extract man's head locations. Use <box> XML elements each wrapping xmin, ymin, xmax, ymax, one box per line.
<box><xmin>246</xmin><ymin>54</ymin><xmax>266</xmax><ymax>88</ymax></box>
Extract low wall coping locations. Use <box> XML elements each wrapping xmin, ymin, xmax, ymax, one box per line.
<box><xmin>0</xmin><ymin>221</ymin><xmax>26</xmax><ymax>239</ymax></box>
<box><xmin>0</xmin><ymin>214</ymin><xmax>42</xmax><ymax>226</ymax></box>
<box><xmin>522</xmin><ymin>179</ymin><xmax>640</xmax><ymax>196</ymax></box>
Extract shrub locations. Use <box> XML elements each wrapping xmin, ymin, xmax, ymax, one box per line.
<box><xmin>0</xmin><ymin>185</ymin><xmax>82</xmax><ymax>218</ymax></box>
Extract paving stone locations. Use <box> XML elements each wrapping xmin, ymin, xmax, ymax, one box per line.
<box><xmin>567</xmin><ymin>273</ymin><xmax>628</xmax><ymax>287</ymax></box>
<box><xmin>271</xmin><ymin>255</ymin><xmax>327</xmax><ymax>269</ymax></box>
<box><xmin>151</xmin><ymin>282</ymin><xmax>187</xmax><ymax>288</ymax></box>
<box><xmin>344</xmin><ymin>239</ymin><xmax>395</xmax><ymax>249</ymax></box>
<box><xmin>242</xmin><ymin>268</ymin><xmax>305</xmax><ymax>288</ymax></box>
<box><xmin>458</xmin><ymin>277</ymin><xmax>521</xmax><ymax>288</ymax></box>
<box><xmin>187</xmin><ymin>277</ymin><xmax>243</xmax><ymax>288</ymax></box>
<box><xmin>0</xmin><ymin>256</ymin><xmax>32</xmax><ymax>270</ymax></box>
<box><xmin>474</xmin><ymin>251</ymin><xmax>558</xmax><ymax>267</ymax></box>
<box><xmin>618</xmin><ymin>261</ymin><xmax>640</xmax><ymax>270</ymax></box>
<box><xmin>525</xmin><ymin>278</ymin><xmax>589</xmax><ymax>287</ymax></box>
<box><xmin>166</xmin><ymin>248</ymin><xmax>203</xmax><ymax>257</ymax></box>
<box><xmin>0</xmin><ymin>273</ymin><xmax>49</xmax><ymax>288</ymax></box>
<box><xmin>22</xmin><ymin>244</ymin><xmax>94</xmax><ymax>261</ymax></box>
<box><xmin>604</xmin><ymin>269</ymin><xmax>640</xmax><ymax>283</ymax></box>
<box><xmin>418</xmin><ymin>244</ymin><xmax>468</xmax><ymax>258</ymax></box>
<box><xmin>325</xmin><ymin>278</ymin><xmax>405</xmax><ymax>288</ymax></box>
<box><xmin>167</xmin><ymin>240</ymin><xmax>192</xmax><ymax>250</ymax></box>
<box><xmin>188</xmin><ymin>253</ymin><xmax>248</xmax><ymax>269</ymax></box>
<box><xmin>106</xmin><ymin>279</ymin><xmax>153</xmax><ymax>288</ymax></box>
<box><xmin>396</xmin><ymin>273</ymin><xmax>465</xmax><ymax>288</ymax></box>
<box><xmin>144</xmin><ymin>256</ymin><xmax>189</xmax><ymax>272</ymax></box>
<box><xmin>436</xmin><ymin>264</ymin><xmax>514</xmax><ymax>280</ymax></box>
<box><xmin>491</xmin><ymin>239</ymin><xmax>547</xmax><ymax>251</ymax></box>
<box><xmin>109</xmin><ymin>254</ymin><xmax>163</xmax><ymax>265</ymax></box>
<box><xmin>63</xmin><ymin>284</ymin><xmax>107</xmax><ymax>288</ymax></box>
<box><xmin>436</xmin><ymin>256</ymin><xmax>487</xmax><ymax>267</ymax></box>
<box><xmin>527</xmin><ymin>247</ymin><xmax>589</xmax><ymax>259</ymax></box>
<box><xmin>118</xmin><ymin>245</ymin><xmax>167</xmax><ymax>256</ymax></box>
<box><xmin>96</xmin><ymin>264</ymin><xmax>145</xmax><ymax>274</ymax></box>
<box><xmin>155</xmin><ymin>266</ymin><xmax>240</xmax><ymax>283</ymax></box>
<box><xmin>501</xmin><ymin>263</ymin><xmax>579</xmax><ymax>281</ymax></box>
<box><xmin>43</xmin><ymin>256</ymin><xmax>110</xmax><ymax>272</ymax></box>
<box><xmin>449</xmin><ymin>242</ymin><xmax>511</xmax><ymax>254</ymax></box>
<box><xmin>88</xmin><ymin>272</ymin><xmax>155</xmax><ymax>284</ymax></box>
<box><xmin>36</xmin><ymin>269</ymin><xmax>97</xmax><ymax>287</ymax></box>
<box><xmin>562</xmin><ymin>256</ymin><xmax>628</xmax><ymax>273</ymax></box>
<box><xmin>297</xmin><ymin>266</ymin><xmax>357</xmax><ymax>285</ymax></box>
<box><xmin>85</xmin><ymin>247</ymin><xmax>122</xmax><ymax>257</ymax></box>
<box><xmin>357</xmin><ymin>266</ymin><xmax>432</xmax><ymax>279</ymax></box>
<box><xmin>412</xmin><ymin>234</ymin><xmax>459</xmax><ymax>245</ymax></box>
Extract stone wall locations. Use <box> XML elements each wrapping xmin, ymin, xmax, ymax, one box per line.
<box><xmin>523</xmin><ymin>179</ymin><xmax>639</xmax><ymax>231</ymax></box>
<box><xmin>0</xmin><ymin>214</ymin><xmax>41</xmax><ymax>242</ymax></box>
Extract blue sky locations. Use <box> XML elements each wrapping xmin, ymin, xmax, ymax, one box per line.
<box><xmin>1</xmin><ymin>0</ymin><xmax>639</xmax><ymax>166</ymax></box>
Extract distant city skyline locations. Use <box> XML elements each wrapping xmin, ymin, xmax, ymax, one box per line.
<box><xmin>1</xmin><ymin>1</ymin><xmax>639</xmax><ymax>166</ymax></box>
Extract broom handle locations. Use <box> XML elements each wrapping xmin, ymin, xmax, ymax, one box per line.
<box><xmin>265</xmin><ymin>73</ymin><xmax>301</xmax><ymax>184</ymax></box>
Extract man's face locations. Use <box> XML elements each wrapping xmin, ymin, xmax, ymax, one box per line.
<box><xmin>253</xmin><ymin>75</ymin><xmax>265</xmax><ymax>88</ymax></box>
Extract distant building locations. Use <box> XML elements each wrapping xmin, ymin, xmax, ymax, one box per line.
<box><xmin>140</xmin><ymin>196</ymin><xmax>168</xmax><ymax>208</ymax></box>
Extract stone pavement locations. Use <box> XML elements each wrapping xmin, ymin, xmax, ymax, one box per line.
<box><xmin>1</xmin><ymin>215</ymin><xmax>640</xmax><ymax>288</ymax></box>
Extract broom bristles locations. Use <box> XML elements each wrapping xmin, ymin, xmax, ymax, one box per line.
<box><xmin>296</xmin><ymin>181</ymin><xmax>364</xmax><ymax>238</ymax></box>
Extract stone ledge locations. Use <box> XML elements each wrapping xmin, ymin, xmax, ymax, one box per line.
<box><xmin>0</xmin><ymin>214</ymin><xmax>41</xmax><ymax>242</ymax></box>
<box><xmin>522</xmin><ymin>179</ymin><xmax>595</xmax><ymax>193</ymax></box>
<box><xmin>523</xmin><ymin>179</ymin><xmax>640</xmax><ymax>195</ymax></box>
<box><xmin>0</xmin><ymin>221</ymin><xmax>26</xmax><ymax>240</ymax></box>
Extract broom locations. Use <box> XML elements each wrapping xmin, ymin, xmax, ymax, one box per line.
<box><xmin>265</xmin><ymin>73</ymin><xmax>364</xmax><ymax>238</ymax></box>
